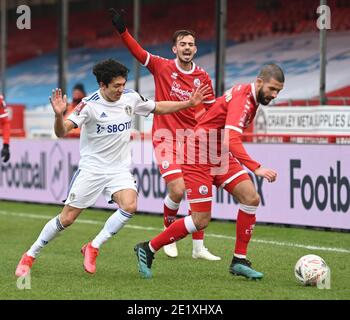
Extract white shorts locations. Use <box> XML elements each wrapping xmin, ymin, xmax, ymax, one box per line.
<box><xmin>64</xmin><ymin>169</ymin><xmax>138</xmax><ymax>209</ymax></box>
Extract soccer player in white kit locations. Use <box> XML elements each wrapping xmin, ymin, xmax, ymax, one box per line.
<box><xmin>15</xmin><ymin>59</ymin><xmax>210</xmax><ymax>276</ymax></box>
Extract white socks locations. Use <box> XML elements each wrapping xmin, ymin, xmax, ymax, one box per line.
<box><xmin>184</xmin><ymin>215</ymin><xmax>197</xmax><ymax>233</ymax></box>
<box><xmin>91</xmin><ymin>209</ymin><xmax>133</xmax><ymax>249</ymax></box>
<box><xmin>27</xmin><ymin>215</ymin><xmax>65</xmax><ymax>258</ymax></box>
<box><xmin>26</xmin><ymin>209</ymin><xmax>133</xmax><ymax>257</ymax></box>
<box><xmin>192</xmin><ymin>239</ymin><xmax>204</xmax><ymax>252</ymax></box>
<box><xmin>164</xmin><ymin>194</ymin><xmax>180</xmax><ymax>210</ymax></box>
<box><xmin>184</xmin><ymin>216</ymin><xmax>203</xmax><ymax>252</ymax></box>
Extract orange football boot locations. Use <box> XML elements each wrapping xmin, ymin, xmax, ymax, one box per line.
<box><xmin>15</xmin><ymin>253</ymin><xmax>35</xmax><ymax>277</ymax></box>
<box><xmin>81</xmin><ymin>242</ymin><xmax>99</xmax><ymax>274</ymax></box>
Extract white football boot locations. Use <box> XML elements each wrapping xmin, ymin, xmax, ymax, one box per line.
<box><xmin>163</xmin><ymin>242</ymin><xmax>178</xmax><ymax>258</ymax></box>
<box><xmin>192</xmin><ymin>240</ymin><xmax>221</xmax><ymax>261</ymax></box>
<box><xmin>163</xmin><ymin>226</ymin><xmax>178</xmax><ymax>258</ymax></box>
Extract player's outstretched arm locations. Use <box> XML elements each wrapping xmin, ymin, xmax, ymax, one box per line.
<box><xmin>109</xmin><ymin>8</ymin><xmax>148</xmax><ymax>65</ymax></box>
<box><xmin>254</xmin><ymin>167</ymin><xmax>277</xmax><ymax>183</ymax></box>
<box><xmin>49</xmin><ymin>88</ymin><xmax>75</xmax><ymax>138</ymax></box>
<box><xmin>154</xmin><ymin>84</ymin><xmax>211</xmax><ymax>115</ymax></box>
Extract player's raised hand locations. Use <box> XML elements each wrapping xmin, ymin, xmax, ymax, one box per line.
<box><xmin>254</xmin><ymin>167</ymin><xmax>277</xmax><ymax>183</ymax></box>
<box><xmin>109</xmin><ymin>8</ymin><xmax>126</xmax><ymax>33</ymax></box>
<box><xmin>189</xmin><ymin>84</ymin><xmax>211</xmax><ymax>107</ymax></box>
<box><xmin>49</xmin><ymin>88</ymin><xmax>67</xmax><ymax>116</ymax></box>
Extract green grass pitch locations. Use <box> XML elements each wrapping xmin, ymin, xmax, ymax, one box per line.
<box><xmin>0</xmin><ymin>200</ymin><xmax>349</xmax><ymax>300</ymax></box>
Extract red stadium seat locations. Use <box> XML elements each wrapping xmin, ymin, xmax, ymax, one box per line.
<box><xmin>7</xmin><ymin>0</ymin><xmax>350</xmax><ymax>66</ymax></box>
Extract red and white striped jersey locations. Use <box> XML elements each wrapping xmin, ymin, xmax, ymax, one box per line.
<box><xmin>145</xmin><ymin>54</ymin><xmax>215</xmax><ymax>138</ymax></box>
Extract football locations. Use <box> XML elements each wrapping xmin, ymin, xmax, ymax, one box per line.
<box><xmin>294</xmin><ymin>254</ymin><xmax>329</xmax><ymax>286</ymax></box>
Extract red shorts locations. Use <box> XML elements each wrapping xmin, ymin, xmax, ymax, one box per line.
<box><xmin>182</xmin><ymin>155</ymin><xmax>250</xmax><ymax>212</ymax></box>
<box><xmin>152</xmin><ymin>138</ymin><xmax>183</xmax><ymax>183</ymax></box>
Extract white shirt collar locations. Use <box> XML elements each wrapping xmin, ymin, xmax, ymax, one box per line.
<box><xmin>98</xmin><ymin>89</ymin><xmax>120</xmax><ymax>106</ymax></box>
<box><xmin>175</xmin><ymin>59</ymin><xmax>196</xmax><ymax>74</ymax></box>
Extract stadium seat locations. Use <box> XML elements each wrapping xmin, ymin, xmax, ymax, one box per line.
<box><xmin>7</xmin><ymin>0</ymin><xmax>350</xmax><ymax>66</ymax></box>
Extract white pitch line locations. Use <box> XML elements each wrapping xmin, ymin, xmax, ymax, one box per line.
<box><xmin>1</xmin><ymin>210</ymin><xmax>349</xmax><ymax>254</ymax></box>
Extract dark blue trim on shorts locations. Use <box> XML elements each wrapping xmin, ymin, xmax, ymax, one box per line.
<box><xmin>63</xmin><ymin>169</ymin><xmax>81</xmax><ymax>202</ymax></box>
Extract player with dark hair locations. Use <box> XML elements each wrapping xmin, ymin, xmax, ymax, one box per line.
<box><xmin>134</xmin><ymin>64</ymin><xmax>284</xmax><ymax>279</ymax></box>
<box><xmin>109</xmin><ymin>8</ymin><xmax>220</xmax><ymax>260</ymax></box>
<box><xmin>0</xmin><ymin>94</ymin><xmax>10</xmax><ymax>163</ymax></box>
<box><xmin>15</xmin><ymin>59</ymin><xmax>210</xmax><ymax>277</ymax></box>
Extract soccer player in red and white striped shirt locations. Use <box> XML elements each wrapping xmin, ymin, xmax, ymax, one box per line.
<box><xmin>0</xmin><ymin>94</ymin><xmax>10</xmax><ymax>163</ymax></box>
<box><xmin>134</xmin><ymin>64</ymin><xmax>284</xmax><ymax>279</ymax></box>
<box><xmin>110</xmin><ymin>9</ymin><xmax>220</xmax><ymax>260</ymax></box>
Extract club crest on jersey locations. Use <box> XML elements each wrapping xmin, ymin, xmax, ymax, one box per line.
<box><xmin>199</xmin><ymin>185</ymin><xmax>209</xmax><ymax>195</ymax></box>
<box><xmin>73</xmin><ymin>101</ymin><xmax>87</xmax><ymax>116</ymax></box>
<box><xmin>124</xmin><ymin>105</ymin><xmax>132</xmax><ymax>117</ymax></box>
<box><xmin>162</xmin><ymin>161</ymin><xmax>170</xmax><ymax>169</ymax></box>
<box><xmin>194</xmin><ymin>78</ymin><xmax>201</xmax><ymax>88</ymax></box>
<box><xmin>171</xmin><ymin>72</ymin><xmax>178</xmax><ymax>80</ymax></box>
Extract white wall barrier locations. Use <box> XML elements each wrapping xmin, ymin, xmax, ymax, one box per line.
<box><xmin>0</xmin><ymin>139</ymin><xmax>349</xmax><ymax>230</ymax></box>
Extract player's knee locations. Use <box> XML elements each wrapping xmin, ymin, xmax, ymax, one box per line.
<box><xmin>167</xmin><ymin>177</ymin><xmax>186</xmax><ymax>201</ymax></box>
<box><xmin>245</xmin><ymin>193</ymin><xmax>260</xmax><ymax>207</ymax></box>
<box><xmin>238</xmin><ymin>190</ymin><xmax>260</xmax><ymax>207</ymax></box>
<box><xmin>169</xmin><ymin>186</ymin><xmax>185</xmax><ymax>202</ymax></box>
<box><xmin>191</xmin><ymin>212</ymin><xmax>211</xmax><ymax>230</ymax></box>
<box><xmin>59</xmin><ymin>213</ymin><xmax>77</xmax><ymax>227</ymax></box>
<box><xmin>120</xmin><ymin>200</ymin><xmax>137</xmax><ymax>214</ymax></box>
<box><xmin>197</xmin><ymin>218</ymin><xmax>210</xmax><ymax>230</ymax></box>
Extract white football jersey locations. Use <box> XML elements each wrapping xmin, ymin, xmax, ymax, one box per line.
<box><xmin>68</xmin><ymin>89</ymin><xmax>155</xmax><ymax>173</ymax></box>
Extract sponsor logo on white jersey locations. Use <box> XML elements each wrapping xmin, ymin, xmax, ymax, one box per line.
<box><xmin>96</xmin><ymin>121</ymin><xmax>132</xmax><ymax>134</ymax></box>
<box><xmin>96</xmin><ymin>124</ymin><xmax>106</xmax><ymax>134</ymax></box>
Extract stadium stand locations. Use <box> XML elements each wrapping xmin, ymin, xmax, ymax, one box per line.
<box><xmin>6</xmin><ymin>0</ymin><xmax>350</xmax><ymax>65</ymax></box>
<box><xmin>4</xmin><ymin>0</ymin><xmax>350</xmax><ymax>137</ymax></box>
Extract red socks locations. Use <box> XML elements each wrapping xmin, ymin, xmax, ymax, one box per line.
<box><xmin>163</xmin><ymin>195</ymin><xmax>179</xmax><ymax>227</ymax></box>
<box><xmin>150</xmin><ymin>216</ymin><xmax>197</xmax><ymax>251</ymax></box>
<box><xmin>164</xmin><ymin>204</ymin><xmax>178</xmax><ymax>227</ymax></box>
<box><xmin>164</xmin><ymin>199</ymin><xmax>204</xmax><ymax>241</ymax></box>
<box><xmin>234</xmin><ymin>209</ymin><xmax>256</xmax><ymax>257</ymax></box>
